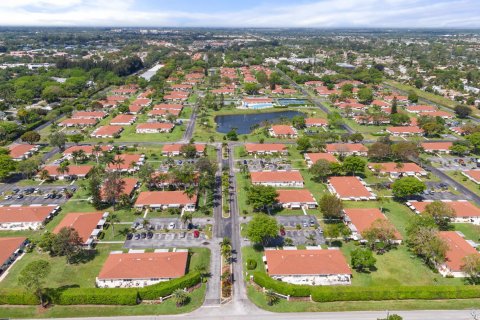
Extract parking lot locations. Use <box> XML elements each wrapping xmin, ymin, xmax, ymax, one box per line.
<box><xmin>124</xmin><ymin>231</ymin><xmax>208</xmax><ymax>249</ymax></box>
<box><xmin>237</xmin><ymin>158</ymin><xmax>292</xmax><ymax>172</ymax></box>
<box><xmin>0</xmin><ymin>184</ymin><xmax>77</xmax><ymax>205</ymax></box>
<box><xmin>428</xmin><ymin>156</ymin><xmax>479</xmax><ymax>171</ymax></box>
<box><xmin>133</xmin><ymin>217</ymin><xmax>211</xmax><ymax>230</ymax></box>
<box><xmin>274</xmin><ymin>215</ymin><xmax>325</xmax><ymax>245</ymax></box>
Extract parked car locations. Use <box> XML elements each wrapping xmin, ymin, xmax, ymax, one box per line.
<box><xmin>280</xmin><ymin>229</ymin><xmax>286</xmax><ymax>236</ymax></box>
<box><xmin>141</xmin><ymin>232</ymin><xmax>147</xmax><ymax>239</ymax></box>
<box><xmin>16</xmin><ymin>194</ymin><xmax>24</xmax><ymax>199</ymax></box>
<box><xmin>134</xmin><ymin>233</ymin><xmax>141</xmax><ymax>240</ymax></box>
<box><xmin>126</xmin><ymin>233</ymin><xmax>133</xmax><ymax>240</ymax></box>
<box><xmin>168</xmin><ymin>222</ymin><xmax>176</xmax><ymax>230</ymax></box>
<box><xmin>4</xmin><ymin>195</ymin><xmax>12</xmax><ymax>200</ymax></box>
<box><xmin>147</xmin><ymin>231</ymin><xmax>153</xmax><ymax>239</ymax></box>
<box><xmin>193</xmin><ymin>230</ymin><xmax>200</xmax><ymax>238</ymax></box>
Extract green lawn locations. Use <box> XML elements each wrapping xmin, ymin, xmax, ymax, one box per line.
<box><xmin>1</xmin><ymin>244</ymin><xmax>123</xmax><ymax>289</ymax></box>
<box><xmin>454</xmin><ymin>223</ymin><xmax>480</xmax><ymax>242</ymax></box>
<box><xmin>116</xmin><ymin>124</ymin><xmax>184</xmax><ymax>143</ymax></box>
<box><xmin>247</xmin><ymin>285</ymin><xmax>480</xmax><ymax>312</ymax></box>
<box><xmin>0</xmin><ymin>284</ymin><xmax>206</xmax><ymax>318</ymax></box>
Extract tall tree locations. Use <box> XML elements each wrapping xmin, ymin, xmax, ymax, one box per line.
<box><xmin>421</xmin><ymin>201</ymin><xmax>456</xmax><ymax>231</ymax></box>
<box><xmin>246</xmin><ymin>214</ymin><xmax>279</xmax><ymax>245</ymax></box>
<box><xmin>51</xmin><ymin>227</ymin><xmax>84</xmax><ymax>264</ymax></box>
<box><xmin>246</xmin><ymin>185</ymin><xmax>279</xmax><ymax>212</ymax></box>
<box><xmin>18</xmin><ymin>260</ymin><xmax>51</xmax><ymax>306</ymax></box>
<box><xmin>103</xmin><ymin>172</ymin><xmax>126</xmax><ymax>209</ymax></box>
<box><xmin>20</xmin><ymin>131</ymin><xmax>41</xmax><ymax>144</ymax></box>
<box><xmin>319</xmin><ymin>194</ymin><xmax>343</xmax><ymax>220</ymax></box>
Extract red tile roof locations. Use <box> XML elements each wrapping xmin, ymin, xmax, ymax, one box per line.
<box><xmin>0</xmin><ymin>205</ymin><xmax>58</xmax><ymax>224</ymax></box>
<box><xmin>8</xmin><ymin>144</ymin><xmax>36</xmax><ymax>159</ymax></box>
<box><xmin>386</xmin><ymin>126</ymin><xmax>423</xmax><ymax>134</ymax></box>
<box><xmin>101</xmin><ymin>177</ymin><xmax>138</xmax><ymax>200</ymax></box>
<box><xmin>107</xmin><ymin>154</ymin><xmax>143</xmax><ymax>171</ymax></box>
<box><xmin>326</xmin><ymin>143</ymin><xmax>367</xmax><ymax>153</ymax></box>
<box><xmin>98</xmin><ymin>252</ymin><xmax>188</xmax><ymax>280</ymax></box>
<box><xmin>250</xmin><ymin>171</ymin><xmax>304</xmax><ymax>183</ymax></box>
<box><xmin>53</xmin><ymin>212</ymin><xmax>104</xmax><ymax>243</ymax></box>
<box><xmin>406</xmin><ymin>105</ymin><xmax>437</xmax><ymax>112</ymax></box>
<box><xmin>110</xmin><ymin>114</ymin><xmax>136</xmax><ymax>125</ymax></box>
<box><xmin>265</xmin><ymin>249</ymin><xmax>352</xmax><ymax>276</ymax></box>
<box><xmin>63</xmin><ymin>145</ymin><xmax>113</xmax><ymax>156</ymax></box>
<box><xmin>245</xmin><ymin>143</ymin><xmax>286</xmax><ymax>153</ymax></box>
<box><xmin>419</xmin><ymin>111</ymin><xmax>454</xmax><ymax>118</ymax></box>
<box><xmin>277</xmin><ymin>189</ymin><xmax>316</xmax><ymax>203</ymax></box>
<box><xmin>135</xmin><ymin>191</ymin><xmax>197</xmax><ymax>206</ymax></box>
<box><xmin>92</xmin><ymin>125</ymin><xmax>124</xmax><ymax>137</ymax></box>
<box><xmin>162</xmin><ymin>144</ymin><xmax>205</xmax><ymax>154</ymax></box>
<box><xmin>368</xmin><ymin>162</ymin><xmax>425</xmax><ymax>174</ymax></box>
<box><xmin>136</xmin><ymin>123</ymin><xmax>174</xmax><ymax>131</ymax></box>
<box><xmin>305</xmin><ymin>153</ymin><xmax>339</xmax><ymax>164</ymax></box>
<box><xmin>243</xmin><ymin>97</ymin><xmax>273</xmax><ymax>104</ymax></box>
<box><xmin>270</xmin><ymin>125</ymin><xmax>296</xmax><ymax>136</ymax></box>
<box><xmin>153</xmin><ymin>103</ymin><xmax>183</xmax><ymax>110</ymax></box>
<box><xmin>421</xmin><ymin>142</ymin><xmax>453</xmax><ymax>152</ymax></box>
<box><xmin>343</xmin><ymin>208</ymin><xmax>402</xmax><ymax>240</ymax></box>
<box><xmin>72</xmin><ymin>111</ymin><xmax>106</xmax><ymax>119</ymax></box>
<box><xmin>329</xmin><ymin>176</ymin><xmax>373</xmax><ymax>198</ymax></box>
<box><xmin>42</xmin><ymin>165</ymin><xmax>93</xmax><ymax>177</ymax></box>
<box><xmin>464</xmin><ymin>170</ymin><xmax>480</xmax><ymax>183</ymax></box>
<box><xmin>148</xmin><ymin>109</ymin><xmax>181</xmax><ymax>117</ymax></box>
<box><xmin>305</xmin><ymin>118</ymin><xmax>328</xmax><ymax>126</ymax></box>
<box><xmin>409</xmin><ymin>200</ymin><xmax>480</xmax><ymax>218</ymax></box>
<box><xmin>0</xmin><ymin>237</ymin><xmax>26</xmax><ymax>265</ymax></box>
<box><xmin>439</xmin><ymin>231</ymin><xmax>479</xmax><ymax>272</ymax></box>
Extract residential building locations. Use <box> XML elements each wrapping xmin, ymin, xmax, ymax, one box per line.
<box><xmin>305</xmin><ymin>118</ymin><xmax>328</xmax><ymax>128</ymax></box>
<box><xmin>437</xmin><ymin>231</ymin><xmax>480</xmax><ymax>277</ymax></box>
<box><xmin>106</xmin><ymin>154</ymin><xmax>145</xmax><ymax>173</ymax></box>
<box><xmin>134</xmin><ymin>191</ymin><xmax>197</xmax><ymax>211</ymax></box>
<box><xmin>136</xmin><ymin>123</ymin><xmax>174</xmax><ymax>133</ymax></box>
<box><xmin>276</xmin><ymin>189</ymin><xmax>317</xmax><ymax>209</ymax></box>
<box><xmin>96</xmin><ymin>251</ymin><xmax>188</xmax><ymax>288</ymax></box>
<box><xmin>407</xmin><ymin>200</ymin><xmax>480</xmax><ymax>225</ymax></box>
<box><xmin>110</xmin><ymin>114</ymin><xmax>136</xmax><ymax>126</ymax></box>
<box><xmin>386</xmin><ymin>126</ymin><xmax>423</xmax><ymax>136</ymax></box>
<box><xmin>245</xmin><ymin>143</ymin><xmax>287</xmax><ymax>155</ymax></box>
<box><xmin>100</xmin><ymin>177</ymin><xmax>139</xmax><ymax>202</ymax></box>
<box><xmin>304</xmin><ymin>153</ymin><xmax>338</xmax><ymax>168</ymax></box>
<box><xmin>162</xmin><ymin>144</ymin><xmax>205</xmax><ymax>157</ymax></box>
<box><xmin>91</xmin><ymin>125</ymin><xmax>124</xmax><ymax>138</ymax></box>
<box><xmin>59</xmin><ymin>118</ymin><xmax>98</xmax><ymax>127</ymax></box>
<box><xmin>368</xmin><ymin>162</ymin><xmax>427</xmax><ymax>178</ymax></box>
<box><xmin>343</xmin><ymin>208</ymin><xmax>402</xmax><ymax>243</ymax></box>
<box><xmin>0</xmin><ymin>205</ymin><xmax>60</xmax><ymax>230</ymax></box>
<box><xmin>462</xmin><ymin>170</ymin><xmax>480</xmax><ymax>184</ymax></box>
<box><xmin>63</xmin><ymin>145</ymin><xmax>113</xmax><ymax>159</ymax></box>
<box><xmin>8</xmin><ymin>144</ymin><xmax>39</xmax><ymax>161</ymax></box>
<box><xmin>53</xmin><ymin>211</ymin><xmax>108</xmax><ymax>247</ymax></box>
<box><xmin>39</xmin><ymin>165</ymin><xmax>93</xmax><ymax>180</ymax></box>
<box><xmin>406</xmin><ymin>105</ymin><xmax>437</xmax><ymax>113</ymax></box>
<box><xmin>0</xmin><ymin>237</ymin><xmax>27</xmax><ymax>275</ymax></box>
<box><xmin>421</xmin><ymin>142</ymin><xmax>453</xmax><ymax>154</ymax></box>
<box><xmin>269</xmin><ymin>125</ymin><xmax>298</xmax><ymax>138</ymax></box>
<box><xmin>71</xmin><ymin>111</ymin><xmax>107</xmax><ymax>120</ymax></box>
<box><xmin>325</xmin><ymin>143</ymin><xmax>368</xmax><ymax>156</ymax></box>
<box><xmin>263</xmin><ymin>249</ymin><xmax>352</xmax><ymax>286</ymax></box>
<box><xmin>328</xmin><ymin>176</ymin><xmax>376</xmax><ymax>200</ymax></box>
<box><xmin>250</xmin><ymin>171</ymin><xmax>304</xmax><ymax>188</ymax></box>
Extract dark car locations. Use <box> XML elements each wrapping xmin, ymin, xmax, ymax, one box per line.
<box><xmin>147</xmin><ymin>231</ymin><xmax>153</xmax><ymax>239</ymax></box>
<box><xmin>141</xmin><ymin>232</ymin><xmax>147</xmax><ymax>239</ymax></box>
<box><xmin>126</xmin><ymin>233</ymin><xmax>133</xmax><ymax>240</ymax></box>
<box><xmin>55</xmin><ymin>194</ymin><xmax>62</xmax><ymax>199</ymax></box>
<box><xmin>280</xmin><ymin>229</ymin><xmax>286</xmax><ymax>236</ymax></box>
<box><xmin>12</xmin><ymin>188</ymin><xmax>20</xmax><ymax>194</ymax></box>
<box><xmin>134</xmin><ymin>233</ymin><xmax>141</xmax><ymax>240</ymax></box>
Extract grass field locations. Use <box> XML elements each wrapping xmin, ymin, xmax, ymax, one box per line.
<box><xmin>0</xmin><ymin>284</ymin><xmax>206</xmax><ymax>318</ymax></box>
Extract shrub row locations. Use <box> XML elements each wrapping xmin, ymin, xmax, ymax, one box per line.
<box><xmin>0</xmin><ymin>290</ymin><xmax>38</xmax><ymax>305</ymax></box>
<box><xmin>138</xmin><ymin>272</ymin><xmax>201</xmax><ymax>300</ymax></box>
<box><xmin>55</xmin><ymin>288</ymin><xmax>139</xmax><ymax>305</ymax></box>
<box><xmin>0</xmin><ymin>272</ymin><xmax>202</xmax><ymax>306</ymax></box>
<box><xmin>252</xmin><ymin>272</ymin><xmax>480</xmax><ymax>302</ymax></box>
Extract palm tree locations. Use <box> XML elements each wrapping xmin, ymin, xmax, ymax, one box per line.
<box><xmin>39</xmin><ymin>169</ymin><xmax>50</xmax><ymax>181</ymax></box>
<box><xmin>110</xmin><ymin>156</ymin><xmax>125</xmax><ymax>172</ymax></box>
<box><xmin>181</xmin><ymin>212</ymin><xmax>193</xmax><ymax>229</ymax></box>
<box><xmin>92</xmin><ymin>145</ymin><xmax>102</xmax><ymax>164</ymax></box>
<box><xmin>265</xmin><ymin>289</ymin><xmax>279</xmax><ymax>306</ymax></box>
<box><xmin>107</xmin><ymin>214</ymin><xmax>120</xmax><ymax>236</ymax></box>
<box><xmin>377</xmin><ymin>195</ymin><xmax>390</xmax><ymax>213</ymax></box>
<box><xmin>220</xmin><ymin>237</ymin><xmax>231</xmax><ymax>248</ymax></box>
<box><xmin>306</xmin><ymin>234</ymin><xmax>316</xmax><ymax>246</ymax></box>
<box><xmin>56</xmin><ymin>164</ymin><xmax>70</xmax><ymax>178</ymax></box>
<box><xmin>172</xmin><ymin>289</ymin><xmax>189</xmax><ymax>307</ymax></box>
<box><xmin>71</xmin><ymin>150</ymin><xmax>82</xmax><ymax>165</ymax></box>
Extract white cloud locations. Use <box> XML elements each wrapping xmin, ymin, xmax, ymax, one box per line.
<box><xmin>0</xmin><ymin>0</ymin><xmax>478</xmax><ymax>28</ymax></box>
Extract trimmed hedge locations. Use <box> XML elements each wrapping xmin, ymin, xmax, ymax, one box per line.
<box><xmin>138</xmin><ymin>272</ymin><xmax>201</xmax><ymax>300</ymax></box>
<box><xmin>55</xmin><ymin>288</ymin><xmax>138</xmax><ymax>305</ymax></box>
<box><xmin>0</xmin><ymin>290</ymin><xmax>39</xmax><ymax>305</ymax></box>
<box><xmin>252</xmin><ymin>271</ymin><xmax>480</xmax><ymax>302</ymax></box>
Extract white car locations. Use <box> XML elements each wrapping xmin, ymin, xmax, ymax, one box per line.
<box><xmin>168</xmin><ymin>222</ymin><xmax>176</xmax><ymax>230</ymax></box>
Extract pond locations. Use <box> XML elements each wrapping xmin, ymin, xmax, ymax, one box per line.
<box><xmin>215</xmin><ymin>110</ymin><xmax>304</xmax><ymax>134</ymax></box>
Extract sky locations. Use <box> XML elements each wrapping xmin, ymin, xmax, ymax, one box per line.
<box><xmin>0</xmin><ymin>0</ymin><xmax>479</xmax><ymax>28</ymax></box>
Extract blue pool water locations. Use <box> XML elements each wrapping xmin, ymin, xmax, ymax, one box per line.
<box><xmin>276</xmin><ymin>98</ymin><xmax>308</xmax><ymax>106</ymax></box>
<box><xmin>248</xmin><ymin>103</ymin><xmax>273</xmax><ymax>109</ymax></box>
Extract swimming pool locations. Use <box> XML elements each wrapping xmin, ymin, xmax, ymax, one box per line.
<box><xmin>248</xmin><ymin>103</ymin><xmax>274</xmax><ymax>109</ymax></box>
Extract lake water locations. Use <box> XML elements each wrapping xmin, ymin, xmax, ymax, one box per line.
<box><xmin>215</xmin><ymin>110</ymin><xmax>303</xmax><ymax>134</ymax></box>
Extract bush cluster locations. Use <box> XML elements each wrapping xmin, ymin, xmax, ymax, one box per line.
<box><xmin>0</xmin><ymin>290</ymin><xmax>38</xmax><ymax>305</ymax></box>
<box><xmin>246</xmin><ymin>259</ymin><xmax>257</xmax><ymax>270</ymax></box>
